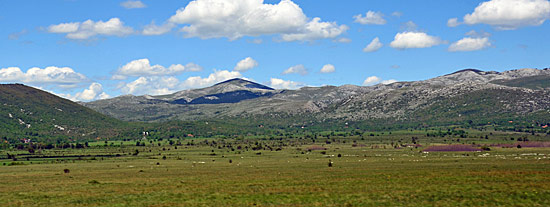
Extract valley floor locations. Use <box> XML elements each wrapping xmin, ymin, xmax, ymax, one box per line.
<box><xmin>1</xmin><ymin>136</ymin><xmax>550</xmax><ymax>206</ymax></box>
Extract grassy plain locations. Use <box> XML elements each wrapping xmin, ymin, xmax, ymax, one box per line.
<box><xmin>1</xmin><ymin>132</ymin><xmax>550</xmax><ymax>206</ymax></box>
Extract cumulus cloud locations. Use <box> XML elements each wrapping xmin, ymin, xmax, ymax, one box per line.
<box><xmin>362</xmin><ymin>76</ymin><xmax>381</xmax><ymax>86</ymax></box>
<box><xmin>167</xmin><ymin>0</ymin><xmax>347</xmax><ymax>41</ymax></box>
<box><xmin>268</xmin><ymin>78</ymin><xmax>303</xmax><ymax>89</ymax></box>
<box><xmin>449</xmin><ymin>37</ymin><xmax>492</xmax><ymax>52</ymax></box>
<box><xmin>0</xmin><ymin>66</ymin><xmax>88</xmax><ymax>88</ymax></box>
<box><xmin>47</xmin><ymin>18</ymin><xmax>134</xmax><ymax>39</ymax></box>
<box><xmin>389</xmin><ymin>32</ymin><xmax>445</xmax><ymax>49</ymax></box>
<box><xmin>320</xmin><ymin>64</ymin><xmax>335</xmax><ymax>73</ymax></box>
<box><xmin>234</xmin><ymin>57</ymin><xmax>258</xmax><ymax>72</ymax></box>
<box><xmin>121</xmin><ymin>76</ymin><xmax>181</xmax><ymax>95</ymax></box>
<box><xmin>363</xmin><ymin>37</ymin><xmax>383</xmax><ymax>52</ymax></box>
<box><xmin>282</xmin><ymin>64</ymin><xmax>308</xmax><ymax>75</ymax></box>
<box><xmin>455</xmin><ymin>0</ymin><xmax>550</xmax><ymax>30</ymax></box>
<box><xmin>117</xmin><ymin>69</ymin><xmax>242</xmax><ymax>95</ymax></box>
<box><xmin>113</xmin><ymin>58</ymin><xmax>202</xmax><ymax>79</ymax></box>
<box><xmin>447</xmin><ymin>18</ymin><xmax>461</xmax><ymax>27</ymax></box>
<box><xmin>353</xmin><ymin>11</ymin><xmax>387</xmax><ymax>25</ymax></box>
<box><xmin>362</xmin><ymin>76</ymin><xmax>397</xmax><ymax>86</ymax></box>
<box><xmin>142</xmin><ymin>22</ymin><xmax>175</xmax><ymax>35</ymax></box>
<box><xmin>181</xmin><ymin>70</ymin><xmax>242</xmax><ymax>89</ymax></box>
<box><xmin>63</xmin><ymin>83</ymin><xmax>110</xmax><ymax>102</ymax></box>
<box><xmin>279</xmin><ymin>17</ymin><xmax>348</xmax><ymax>42</ymax></box>
<box><xmin>120</xmin><ymin>0</ymin><xmax>146</xmax><ymax>9</ymax></box>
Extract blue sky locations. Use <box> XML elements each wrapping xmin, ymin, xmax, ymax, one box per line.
<box><xmin>1</xmin><ymin>0</ymin><xmax>549</xmax><ymax>101</ymax></box>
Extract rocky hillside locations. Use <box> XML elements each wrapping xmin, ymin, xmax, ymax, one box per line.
<box><xmin>83</xmin><ymin>68</ymin><xmax>550</xmax><ymax>126</ymax></box>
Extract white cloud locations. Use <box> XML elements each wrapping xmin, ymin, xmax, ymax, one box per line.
<box><xmin>63</xmin><ymin>83</ymin><xmax>110</xmax><ymax>102</ymax></box>
<box><xmin>168</xmin><ymin>0</ymin><xmax>346</xmax><ymax>41</ymax></box>
<box><xmin>121</xmin><ymin>76</ymin><xmax>181</xmax><ymax>95</ymax></box>
<box><xmin>389</xmin><ymin>32</ymin><xmax>445</xmax><ymax>49</ymax></box>
<box><xmin>320</xmin><ymin>64</ymin><xmax>335</xmax><ymax>73</ymax></box>
<box><xmin>363</xmin><ymin>37</ymin><xmax>383</xmax><ymax>52</ymax></box>
<box><xmin>465</xmin><ymin>30</ymin><xmax>491</xmax><ymax>37</ymax></box>
<box><xmin>0</xmin><ymin>66</ymin><xmax>88</xmax><ymax>88</ymax></box>
<box><xmin>282</xmin><ymin>64</ymin><xmax>308</xmax><ymax>75</ymax></box>
<box><xmin>268</xmin><ymin>78</ymin><xmax>303</xmax><ymax>89</ymax></box>
<box><xmin>449</xmin><ymin>37</ymin><xmax>492</xmax><ymax>52</ymax></box>
<box><xmin>142</xmin><ymin>22</ymin><xmax>175</xmax><ymax>35</ymax></box>
<box><xmin>117</xmin><ymin>70</ymin><xmax>243</xmax><ymax>95</ymax></box>
<box><xmin>247</xmin><ymin>39</ymin><xmax>263</xmax><ymax>44</ymax></box>
<box><xmin>381</xmin><ymin>79</ymin><xmax>398</xmax><ymax>84</ymax></box>
<box><xmin>47</xmin><ymin>18</ymin><xmax>134</xmax><ymax>39</ymax></box>
<box><xmin>461</xmin><ymin>0</ymin><xmax>550</xmax><ymax>30</ymax></box>
<box><xmin>362</xmin><ymin>76</ymin><xmax>381</xmax><ymax>86</ymax></box>
<box><xmin>391</xmin><ymin>11</ymin><xmax>403</xmax><ymax>17</ymax></box>
<box><xmin>181</xmin><ymin>70</ymin><xmax>242</xmax><ymax>89</ymax></box>
<box><xmin>335</xmin><ymin>37</ymin><xmax>352</xmax><ymax>43</ymax></box>
<box><xmin>48</xmin><ymin>22</ymin><xmax>79</xmax><ymax>33</ymax></box>
<box><xmin>353</xmin><ymin>11</ymin><xmax>387</xmax><ymax>25</ymax></box>
<box><xmin>120</xmin><ymin>0</ymin><xmax>146</xmax><ymax>9</ymax></box>
<box><xmin>447</xmin><ymin>18</ymin><xmax>461</xmax><ymax>27</ymax></box>
<box><xmin>234</xmin><ymin>57</ymin><xmax>258</xmax><ymax>72</ymax></box>
<box><xmin>362</xmin><ymin>76</ymin><xmax>397</xmax><ymax>86</ymax></box>
<box><xmin>401</xmin><ymin>21</ymin><xmax>418</xmax><ymax>31</ymax></box>
<box><xmin>113</xmin><ymin>58</ymin><xmax>202</xmax><ymax>79</ymax></box>
<box><xmin>280</xmin><ymin>18</ymin><xmax>348</xmax><ymax>42</ymax></box>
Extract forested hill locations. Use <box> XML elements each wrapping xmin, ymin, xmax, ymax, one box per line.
<box><xmin>0</xmin><ymin>84</ymin><xmax>123</xmax><ymax>143</ymax></box>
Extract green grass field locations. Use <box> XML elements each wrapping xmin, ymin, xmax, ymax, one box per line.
<box><xmin>1</xmin><ymin>133</ymin><xmax>550</xmax><ymax>206</ymax></box>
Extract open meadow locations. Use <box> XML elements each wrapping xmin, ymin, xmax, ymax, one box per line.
<box><xmin>2</xmin><ymin>131</ymin><xmax>550</xmax><ymax>206</ymax></box>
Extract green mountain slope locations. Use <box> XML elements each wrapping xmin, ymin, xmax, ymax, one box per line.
<box><xmin>0</xmin><ymin>84</ymin><xmax>124</xmax><ymax>143</ymax></box>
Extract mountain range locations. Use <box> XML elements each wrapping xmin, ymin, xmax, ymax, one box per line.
<box><xmin>2</xmin><ymin>68</ymin><xmax>550</xmax><ymax>142</ymax></box>
<box><xmin>83</xmin><ymin>68</ymin><xmax>550</xmax><ymax>126</ymax></box>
